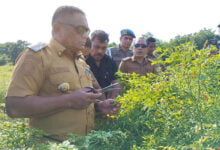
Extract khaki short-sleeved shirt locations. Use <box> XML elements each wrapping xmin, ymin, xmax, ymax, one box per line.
<box><xmin>119</xmin><ymin>56</ymin><xmax>156</xmax><ymax>76</ymax></box>
<box><xmin>7</xmin><ymin>38</ymin><xmax>95</xmax><ymax>140</ymax></box>
<box><xmin>146</xmin><ymin>55</ymin><xmax>166</xmax><ymax>72</ymax></box>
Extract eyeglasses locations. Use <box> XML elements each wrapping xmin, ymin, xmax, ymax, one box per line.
<box><xmin>58</xmin><ymin>22</ymin><xmax>90</xmax><ymax>36</ymax></box>
<box><xmin>134</xmin><ymin>43</ymin><xmax>147</xmax><ymax>48</ymax></box>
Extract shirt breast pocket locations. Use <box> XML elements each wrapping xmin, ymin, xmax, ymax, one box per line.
<box><xmin>79</xmin><ymin>68</ymin><xmax>93</xmax><ymax>87</ymax></box>
<box><xmin>49</xmin><ymin>67</ymin><xmax>76</xmax><ymax>93</ymax></box>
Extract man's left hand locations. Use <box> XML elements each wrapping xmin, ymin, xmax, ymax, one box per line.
<box><xmin>96</xmin><ymin>99</ymin><xmax>120</xmax><ymax>116</ymax></box>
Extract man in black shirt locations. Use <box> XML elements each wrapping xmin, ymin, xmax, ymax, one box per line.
<box><xmin>86</xmin><ymin>30</ymin><xmax>120</xmax><ymax>98</ymax></box>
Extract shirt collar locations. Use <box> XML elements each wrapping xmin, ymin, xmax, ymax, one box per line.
<box><xmin>48</xmin><ymin>38</ymin><xmax>66</xmax><ymax>57</ymax></box>
<box><xmin>119</xmin><ymin>45</ymin><xmax>130</xmax><ymax>52</ymax></box>
<box><xmin>76</xmin><ymin>52</ymin><xmax>84</xmax><ymax>59</ymax></box>
<box><xmin>146</xmin><ymin>55</ymin><xmax>156</xmax><ymax>59</ymax></box>
<box><xmin>87</xmin><ymin>54</ymin><xmax>107</xmax><ymax>62</ymax></box>
<box><xmin>131</xmin><ymin>56</ymin><xmax>148</xmax><ymax>63</ymax></box>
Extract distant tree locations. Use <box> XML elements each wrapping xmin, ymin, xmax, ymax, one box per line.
<box><xmin>155</xmin><ymin>39</ymin><xmax>169</xmax><ymax>50</ymax></box>
<box><xmin>108</xmin><ymin>42</ymin><xmax>117</xmax><ymax>48</ymax></box>
<box><xmin>142</xmin><ymin>32</ymin><xmax>154</xmax><ymax>39</ymax></box>
<box><xmin>141</xmin><ymin>32</ymin><xmax>154</xmax><ymax>39</ymax></box>
<box><xmin>0</xmin><ymin>40</ymin><xmax>30</xmax><ymax>65</ymax></box>
<box><xmin>0</xmin><ymin>54</ymin><xmax>9</xmax><ymax>65</ymax></box>
<box><xmin>169</xmin><ymin>28</ymin><xmax>220</xmax><ymax>49</ymax></box>
<box><xmin>154</xmin><ymin>28</ymin><xmax>220</xmax><ymax>63</ymax></box>
<box><xmin>141</xmin><ymin>32</ymin><xmax>169</xmax><ymax>49</ymax></box>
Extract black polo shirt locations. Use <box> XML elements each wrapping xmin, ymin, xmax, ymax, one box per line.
<box><xmin>86</xmin><ymin>54</ymin><xmax>118</xmax><ymax>88</ymax></box>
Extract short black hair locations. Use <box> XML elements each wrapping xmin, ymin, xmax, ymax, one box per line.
<box><xmin>91</xmin><ymin>30</ymin><xmax>109</xmax><ymax>43</ymax></box>
<box><xmin>218</xmin><ymin>24</ymin><xmax>220</xmax><ymax>28</ymax></box>
<box><xmin>52</xmin><ymin>6</ymin><xmax>85</xmax><ymax>25</ymax></box>
<box><xmin>146</xmin><ymin>37</ymin><xmax>156</xmax><ymax>43</ymax></box>
<box><xmin>85</xmin><ymin>38</ymin><xmax>91</xmax><ymax>48</ymax></box>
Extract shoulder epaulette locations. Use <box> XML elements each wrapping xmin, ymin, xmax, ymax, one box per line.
<box><xmin>79</xmin><ymin>54</ymin><xmax>86</xmax><ymax>60</ymax></box>
<box><xmin>28</xmin><ymin>42</ymin><xmax>47</xmax><ymax>52</ymax></box>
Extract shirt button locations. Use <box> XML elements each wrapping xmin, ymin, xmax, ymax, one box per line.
<box><xmin>58</xmin><ymin>51</ymin><xmax>62</xmax><ymax>56</ymax></box>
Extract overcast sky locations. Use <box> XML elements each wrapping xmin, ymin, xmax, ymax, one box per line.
<box><xmin>0</xmin><ymin>0</ymin><xmax>219</xmax><ymax>44</ymax></box>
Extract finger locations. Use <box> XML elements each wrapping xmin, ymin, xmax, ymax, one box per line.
<box><xmin>101</xmin><ymin>99</ymin><xmax>113</xmax><ymax>107</ymax></box>
<box><xmin>105</xmin><ymin>99</ymin><xmax>115</xmax><ymax>104</ymax></box>
<box><xmin>113</xmin><ymin>107</ymin><xmax>118</xmax><ymax>111</ymax></box>
<box><xmin>88</xmin><ymin>92</ymin><xmax>103</xmax><ymax>100</ymax></box>
<box><xmin>82</xmin><ymin>87</ymin><xmax>93</xmax><ymax>92</ymax></box>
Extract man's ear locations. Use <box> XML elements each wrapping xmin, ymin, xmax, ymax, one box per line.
<box><xmin>119</xmin><ymin>36</ymin><xmax>122</xmax><ymax>41</ymax></box>
<box><xmin>52</xmin><ymin>23</ymin><xmax>61</xmax><ymax>33</ymax></box>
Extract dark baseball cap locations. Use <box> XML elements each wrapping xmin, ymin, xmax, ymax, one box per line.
<box><xmin>120</xmin><ymin>29</ymin><xmax>136</xmax><ymax>38</ymax></box>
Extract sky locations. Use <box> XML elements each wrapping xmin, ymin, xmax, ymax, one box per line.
<box><xmin>0</xmin><ymin>0</ymin><xmax>220</xmax><ymax>44</ymax></box>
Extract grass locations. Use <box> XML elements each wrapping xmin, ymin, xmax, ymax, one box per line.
<box><xmin>0</xmin><ymin>64</ymin><xmax>13</xmax><ymax>104</ymax></box>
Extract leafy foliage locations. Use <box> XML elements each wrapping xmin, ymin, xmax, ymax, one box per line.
<box><xmin>111</xmin><ymin>43</ymin><xmax>220</xmax><ymax>149</ymax></box>
<box><xmin>0</xmin><ymin>42</ymin><xmax>219</xmax><ymax>149</ymax></box>
<box><xmin>108</xmin><ymin>42</ymin><xmax>117</xmax><ymax>48</ymax></box>
<box><xmin>0</xmin><ymin>54</ymin><xmax>9</xmax><ymax>65</ymax></box>
<box><xmin>169</xmin><ymin>28</ymin><xmax>220</xmax><ymax>50</ymax></box>
<box><xmin>0</xmin><ymin>40</ymin><xmax>29</xmax><ymax>65</ymax></box>
<box><xmin>0</xmin><ymin>65</ymin><xmax>13</xmax><ymax>103</ymax></box>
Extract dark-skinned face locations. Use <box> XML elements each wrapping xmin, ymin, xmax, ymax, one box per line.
<box><xmin>55</xmin><ymin>13</ymin><xmax>90</xmax><ymax>52</ymax></box>
<box><xmin>90</xmin><ymin>38</ymin><xmax>108</xmax><ymax>61</ymax></box>
<box><xmin>146</xmin><ymin>42</ymin><xmax>156</xmax><ymax>55</ymax></box>
<box><xmin>120</xmin><ymin>35</ymin><xmax>133</xmax><ymax>50</ymax></box>
<box><xmin>133</xmin><ymin>38</ymin><xmax>147</xmax><ymax>57</ymax></box>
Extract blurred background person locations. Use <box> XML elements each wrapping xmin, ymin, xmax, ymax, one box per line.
<box><xmin>86</xmin><ymin>30</ymin><xmax>120</xmax><ymax>98</ymax></box>
<box><xmin>81</xmin><ymin>37</ymin><xmax>91</xmax><ymax>58</ymax></box>
<box><xmin>145</xmin><ymin>37</ymin><xmax>156</xmax><ymax>60</ymax></box>
<box><xmin>107</xmin><ymin>29</ymin><xmax>136</xmax><ymax>66</ymax></box>
<box><xmin>146</xmin><ymin>37</ymin><xmax>166</xmax><ymax>72</ymax></box>
<box><xmin>119</xmin><ymin>37</ymin><xmax>156</xmax><ymax>76</ymax></box>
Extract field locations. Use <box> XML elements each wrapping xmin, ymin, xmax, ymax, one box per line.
<box><xmin>0</xmin><ymin>65</ymin><xmax>13</xmax><ymax>119</ymax></box>
<box><xmin>0</xmin><ymin>43</ymin><xmax>220</xmax><ymax>149</ymax></box>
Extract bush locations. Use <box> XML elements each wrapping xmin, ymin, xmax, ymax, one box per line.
<box><xmin>0</xmin><ymin>54</ymin><xmax>9</xmax><ymax>66</ymax></box>
<box><xmin>0</xmin><ymin>65</ymin><xmax>13</xmax><ymax>104</ymax></box>
<box><xmin>0</xmin><ymin>43</ymin><xmax>219</xmax><ymax>149</ymax></box>
<box><xmin>111</xmin><ymin>43</ymin><xmax>220</xmax><ymax>149</ymax></box>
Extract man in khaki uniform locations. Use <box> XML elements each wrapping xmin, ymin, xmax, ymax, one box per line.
<box><xmin>119</xmin><ymin>37</ymin><xmax>156</xmax><ymax>76</ymax></box>
<box><xmin>5</xmin><ymin>6</ymin><xmax>120</xmax><ymax>141</ymax></box>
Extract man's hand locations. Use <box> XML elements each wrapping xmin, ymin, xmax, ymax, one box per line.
<box><xmin>67</xmin><ymin>88</ymin><xmax>102</xmax><ymax>109</ymax></box>
<box><xmin>96</xmin><ymin>99</ymin><xmax>121</xmax><ymax>116</ymax></box>
<box><xmin>6</xmin><ymin>88</ymin><xmax>102</xmax><ymax>118</ymax></box>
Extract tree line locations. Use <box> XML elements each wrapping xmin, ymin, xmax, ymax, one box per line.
<box><xmin>0</xmin><ymin>28</ymin><xmax>219</xmax><ymax>66</ymax></box>
<box><xmin>0</xmin><ymin>40</ymin><xmax>30</xmax><ymax>65</ymax></box>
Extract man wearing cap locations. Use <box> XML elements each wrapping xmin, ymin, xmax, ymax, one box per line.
<box><xmin>86</xmin><ymin>30</ymin><xmax>120</xmax><ymax>99</ymax></box>
<box><xmin>5</xmin><ymin>5</ymin><xmax>120</xmax><ymax>142</ymax></box>
<box><xmin>119</xmin><ymin>37</ymin><xmax>156</xmax><ymax>76</ymax></box>
<box><xmin>107</xmin><ymin>29</ymin><xmax>135</xmax><ymax>66</ymax></box>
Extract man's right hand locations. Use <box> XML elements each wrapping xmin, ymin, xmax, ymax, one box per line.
<box><xmin>67</xmin><ymin>88</ymin><xmax>102</xmax><ymax>109</ymax></box>
<box><xmin>6</xmin><ymin>88</ymin><xmax>102</xmax><ymax>118</ymax></box>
